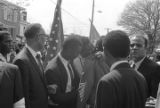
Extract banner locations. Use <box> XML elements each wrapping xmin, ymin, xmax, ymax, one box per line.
<box><xmin>44</xmin><ymin>0</ymin><xmax>64</xmax><ymax>66</ymax></box>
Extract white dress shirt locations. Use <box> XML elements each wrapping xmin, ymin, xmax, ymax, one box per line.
<box><xmin>110</xmin><ymin>60</ymin><xmax>128</xmax><ymax>71</ymax></box>
<box><xmin>26</xmin><ymin>45</ymin><xmax>42</xmax><ymax>65</ymax></box>
<box><xmin>135</xmin><ymin>57</ymin><xmax>145</xmax><ymax>70</ymax></box>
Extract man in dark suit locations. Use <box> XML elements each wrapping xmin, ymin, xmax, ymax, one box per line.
<box><xmin>0</xmin><ymin>31</ymin><xmax>25</xmax><ymax>108</ymax></box>
<box><xmin>45</xmin><ymin>36</ymin><xmax>82</xmax><ymax>108</ymax></box>
<box><xmin>130</xmin><ymin>34</ymin><xmax>160</xmax><ymax>98</ymax></box>
<box><xmin>13</xmin><ymin>23</ymin><xmax>48</xmax><ymax>108</ymax></box>
<box><xmin>95</xmin><ymin>30</ymin><xmax>147</xmax><ymax>108</ymax></box>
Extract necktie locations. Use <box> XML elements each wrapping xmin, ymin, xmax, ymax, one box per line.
<box><xmin>36</xmin><ymin>53</ymin><xmax>44</xmax><ymax>76</ymax></box>
<box><xmin>67</xmin><ymin>63</ymin><xmax>74</xmax><ymax>81</ymax></box>
<box><xmin>130</xmin><ymin>62</ymin><xmax>137</xmax><ymax>70</ymax></box>
<box><xmin>132</xmin><ymin>63</ymin><xmax>136</xmax><ymax>69</ymax></box>
<box><xmin>129</xmin><ymin>60</ymin><xmax>136</xmax><ymax>69</ymax></box>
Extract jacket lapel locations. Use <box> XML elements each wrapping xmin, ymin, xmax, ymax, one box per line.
<box><xmin>25</xmin><ymin>48</ymin><xmax>47</xmax><ymax>89</ymax></box>
<box><xmin>138</xmin><ymin>57</ymin><xmax>148</xmax><ymax>71</ymax></box>
<box><xmin>57</xmin><ymin>56</ymin><xmax>68</xmax><ymax>92</ymax></box>
<box><xmin>114</xmin><ymin>62</ymin><xmax>131</xmax><ymax>70</ymax></box>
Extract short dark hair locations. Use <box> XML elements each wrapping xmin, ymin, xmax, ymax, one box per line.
<box><xmin>103</xmin><ymin>30</ymin><xmax>130</xmax><ymax>58</ymax></box>
<box><xmin>24</xmin><ymin>23</ymin><xmax>42</xmax><ymax>39</ymax></box>
<box><xmin>95</xmin><ymin>36</ymin><xmax>105</xmax><ymax>52</ymax></box>
<box><xmin>62</xmin><ymin>36</ymin><xmax>82</xmax><ymax>51</ymax></box>
<box><xmin>79</xmin><ymin>36</ymin><xmax>93</xmax><ymax>55</ymax></box>
<box><xmin>0</xmin><ymin>31</ymin><xmax>10</xmax><ymax>43</ymax></box>
<box><xmin>80</xmin><ymin>36</ymin><xmax>90</xmax><ymax>49</ymax></box>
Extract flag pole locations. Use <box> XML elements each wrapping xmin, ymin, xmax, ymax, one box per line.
<box><xmin>89</xmin><ymin>0</ymin><xmax>95</xmax><ymax>39</ymax></box>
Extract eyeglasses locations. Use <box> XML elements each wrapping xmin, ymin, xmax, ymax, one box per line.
<box><xmin>130</xmin><ymin>43</ymin><xmax>143</xmax><ymax>48</ymax></box>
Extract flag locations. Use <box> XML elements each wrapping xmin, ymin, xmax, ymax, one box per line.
<box><xmin>44</xmin><ymin>0</ymin><xmax>64</xmax><ymax>66</ymax></box>
<box><xmin>89</xmin><ymin>22</ymin><xmax>100</xmax><ymax>45</ymax></box>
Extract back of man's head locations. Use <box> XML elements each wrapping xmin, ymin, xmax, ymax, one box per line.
<box><xmin>103</xmin><ymin>30</ymin><xmax>130</xmax><ymax>58</ymax></box>
<box><xmin>79</xmin><ymin>36</ymin><xmax>93</xmax><ymax>57</ymax></box>
<box><xmin>24</xmin><ymin>23</ymin><xmax>42</xmax><ymax>40</ymax></box>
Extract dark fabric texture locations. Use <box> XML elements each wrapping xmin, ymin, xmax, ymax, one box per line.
<box><xmin>13</xmin><ymin>47</ymin><xmax>48</xmax><ymax>108</ymax></box>
<box><xmin>138</xmin><ymin>57</ymin><xmax>160</xmax><ymax>98</ymax></box>
<box><xmin>0</xmin><ymin>62</ymin><xmax>23</xmax><ymax>108</ymax></box>
<box><xmin>95</xmin><ymin>62</ymin><xmax>147</xmax><ymax>108</ymax></box>
<box><xmin>45</xmin><ymin>56</ymin><xmax>80</xmax><ymax>108</ymax></box>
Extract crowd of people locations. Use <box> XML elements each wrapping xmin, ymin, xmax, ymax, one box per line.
<box><xmin>1</xmin><ymin>23</ymin><xmax>160</xmax><ymax>108</ymax></box>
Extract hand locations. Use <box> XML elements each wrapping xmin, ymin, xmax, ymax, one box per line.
<box><xmin>95</xmin><ymin>51</ymin><xmax>104</xmax><ymax>58</ymax></box>
<box><xmin>9</xmin><ymin>53</ymin><xmax>16</xmax><ymax>63</ymax></box>
<box><xmin>48</xmin><ymin>84</ymin><xmax>58</xmax><ymax>95</ymax></box>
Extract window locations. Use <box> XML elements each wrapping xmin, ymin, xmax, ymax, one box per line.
<box><xmin>3</xmin><ymin>6</ymin><xmax>8</xmax><ymax>20</ymax></box>
<box><xmin>3</xmin><ymin>6</ymin><xmax>14</xmax><ymax>22</ymax></box>
<box><xmin>13</xmin><ymin>10</ymin><xmax>18</xmax><ymax>22</ymax></box>
<box><xmin>20</xmin><ymin>11</ymin><xmax>27</xmax><ymax>22</ymax></box>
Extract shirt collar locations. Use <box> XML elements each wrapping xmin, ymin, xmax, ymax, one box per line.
<box><xmin>110</xmin><ymin>60</ymin><xmax>128</xmax><ymax>71</ymax></box>
<box><xmin>135</xmin><ymin>57</ymin><xmax>145</xmax><ymax>69</ymax></box>
<box><xmin>26</xmin><ymin>44</ymin><xmax>38</xmax><ymax>58</ymax></box>
<box><xmin>0</xmin><ymin>53</ymin><xmax>7</xmax><ymax>62</ymax></box>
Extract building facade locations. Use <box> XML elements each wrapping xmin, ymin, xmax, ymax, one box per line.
<box><xmin>0</xmin><ymin>0</ymin><xmax>29</xmax><ymax>43</ymax></box>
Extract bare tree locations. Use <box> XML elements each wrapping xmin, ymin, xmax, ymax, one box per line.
<box><xmin>118</xmin><ymin>0</ymin><xmax>160</xmax><ymax>53</ymax></box>
<box><xmin>8</xmin><ymin>0</ymin><xmax>33</xmax><ymax>7</ymax></box>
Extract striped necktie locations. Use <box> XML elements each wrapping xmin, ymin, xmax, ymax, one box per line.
<box><xmin>67</xmin><ymin>63</ymin><xmax>74</xmax><ymax>81</ymax></box>
<box><xmin>36</xmin><ymin>53</ymin><xmax>44</xmax><ymax>76</ymax></box>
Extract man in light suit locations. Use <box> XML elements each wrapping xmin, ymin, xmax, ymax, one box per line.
<box><xmin>45</xmin><ymin>36</ymin><xmax>82</xmax><ymax>108</ymax></box>
<box><xmin>13</xmin><ymin>23</ymin><xmax>48</xmax><ymax>108</ymax></box>
<box><xmin>130</xmin><ymin>34</ymin><xmax>160</xmax><ymax>98</ymax></box>
<box><xmin>156</xmin><ymin>84</ymin><xmax>160</xmax><ymax>108</ymax></box>
<box><xmin>0</xmin><ymin>31</ymin><xmax>25</xmax><ymax>108</ymax></box>
<box><xmin>76</xmin><ymin>36</ymin><xmax>110</xmax><ymax>108</ymax></box>
<box><xmin>95</xmin><ymin>30</ymin><xmax>147</xmax><ymax>108</ymax></box>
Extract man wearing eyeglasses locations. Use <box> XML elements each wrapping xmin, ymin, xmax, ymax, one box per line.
<box><xmin>13</xmin><ymin>23</ymin><xmax>48</xmax><ymax>108</ymax></box>
<box><xmin>130</xmin><ymin>34</ymin><xmax>160</xmax><ymax>98</ymax></box>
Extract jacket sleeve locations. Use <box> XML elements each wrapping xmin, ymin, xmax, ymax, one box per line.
<box><xmin>83</xmin><ymin>60</ymin><xmax>95</xmax><ymax>103</ymax></box>
<box><xmin>13</xmin><ymin>66</ymin><xmax>24</xmax><ymax>102</ymax></box>
<box><xmin>45</xmin><ymin>68</ymin><xmax>78</xmax><ymax>105</ymax></box>
<box><xmin>13</xmin><ymin>59</ymin><xmax>30</xmax><ymax>108</ymax></box>
<box><xmin>95</xmin><ymin>80</ymin><xmax>114</xmax><ymax>108</ymax></box>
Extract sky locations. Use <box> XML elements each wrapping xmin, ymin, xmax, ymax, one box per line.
<box><xmin>8</xmin><ymin>0</ymin><xmax>133</xmax><ymax>36</ymax></box>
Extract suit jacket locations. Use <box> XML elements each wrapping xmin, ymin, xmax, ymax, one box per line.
<box><xmin>13</xmin><ymin>47</ymin><xmax>48</xmax><ymax>108</ymax></box>
<box><xmin>0</xmin><ymin>61</ymin><xmax>24</xmax><ymax>108</ymax></box>
<box><xmin>45</xmin><ymin>55</ymin><xmax>80</xmax><ymax>108</ymax></box>
<box><xmin>95</xmin><ymin>62</ymin><xmax>147</xmax><ymax>108</ymax></box>
<box><xmin>138</xmin><ymin>57</ymin><xmax>160</xmax><ymax>97</ymax></box>
<box><xmin>77</xmin><ymin>54</ymin><xmax>110</xmax><ymax>108</ymax></box>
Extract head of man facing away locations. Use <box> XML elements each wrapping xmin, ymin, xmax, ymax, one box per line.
<box><xmin>103</xmin><ymin>30</ymin><xmax>130</xmax><ymax>67</ymax></box>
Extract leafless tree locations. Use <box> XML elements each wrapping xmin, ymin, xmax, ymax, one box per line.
<box><xmin>14</xmin><ymin>0</ymin><xmax>32</xmax><ymax>7</ymax></box>
<box><xmin>118</xmin><ymin>0</ymin><xmax>160</xmax><ymax>53</ymax></box>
